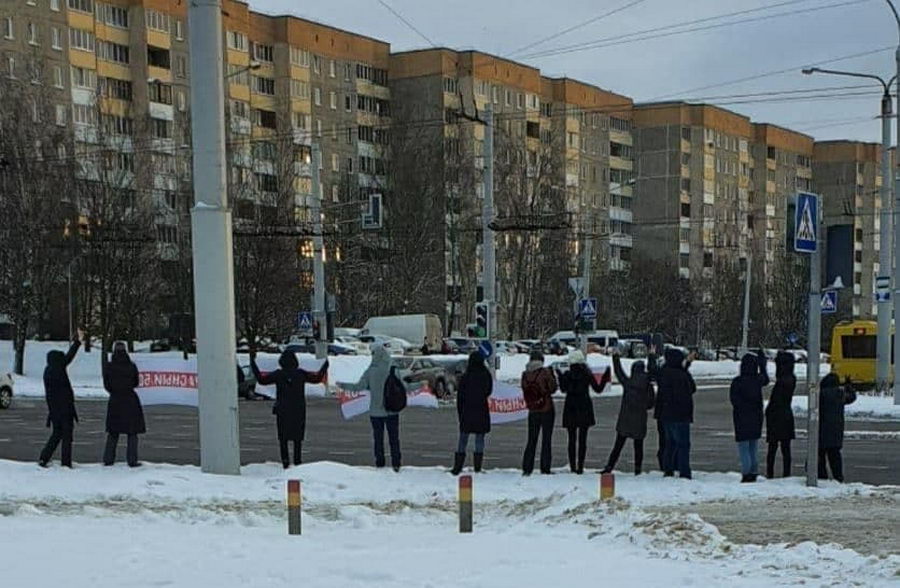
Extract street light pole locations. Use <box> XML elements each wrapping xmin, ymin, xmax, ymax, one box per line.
<box><xmin>888</xmin><ymin>0</ymin><xmax>900</xmax><ymax>405</ymax></box>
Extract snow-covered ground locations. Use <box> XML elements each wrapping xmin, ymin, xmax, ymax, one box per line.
<box><xmin>0</xmin><ymin>460</ymin><xmax>895</xmax><ymax>587</ymax></box>
<box><xmin>793</xmin><ymin>394</ymin><xmax>900</xmax><ymax>421</ymax></box>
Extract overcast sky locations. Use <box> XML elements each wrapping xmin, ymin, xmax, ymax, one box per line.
<box><xmin>254</xmin><ymin>0</ymin><xmax>891</xmax><ymax>143</ymax></box>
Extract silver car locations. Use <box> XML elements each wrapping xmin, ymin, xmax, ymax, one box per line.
<box><xmin>0</xmin><ymin>372</ymin><xmax>13</xmax><ymax>409</ymax></box>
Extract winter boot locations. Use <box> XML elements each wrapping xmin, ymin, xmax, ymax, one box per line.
<box><xmin>473</xmin><ymin>453</ymin><xmax>484</xmax><ymax>473</ymax></box>
<box><xmin>600</xmin><ymin>466</ymin><xmax>613</xmax><ymax>475</ymax></box>
<box><xmin>450</xmin><ymin>452</ymin><xmax>466</xmax><ymax>476</ymax></box>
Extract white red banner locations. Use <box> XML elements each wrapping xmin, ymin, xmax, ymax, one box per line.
<box><xmin>335</xmin><ymin>383</ymin><xmax>439</xmax><ymax>420</ymax></box>
<box><xmin>251</xmin><ymin>356</ymin><xmax>328</xmax><ymax>399</ymax></box>
<box><xmin>489</xmin><ymin>380</ymin><xmax>529</xmax><ymax>424</ymax></box>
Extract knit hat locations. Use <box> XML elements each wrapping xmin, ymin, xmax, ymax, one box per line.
<box><xmin>568</xmin><ymin>350</ymin><xmax>586</xmax><ymax>365</ymax></box>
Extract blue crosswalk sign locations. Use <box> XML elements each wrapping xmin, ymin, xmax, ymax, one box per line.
<box><xmin>578</xmin><ymin>298</ymin><xmax>598</xmax><ymax>320</ymax></box>
<box><xmin>794</xmin><ymin>192</ymin><xmax>818</xmax><ymax>253</ymax></box>
<box><xmin>821</xmin><ymin>291</ymin><xmax>837</xmax><ymax>314</ymax></box>
<box><xmin>297</xmin><ymin>311</ymin><xmax>313</xmax><ymax>334</ymax></box>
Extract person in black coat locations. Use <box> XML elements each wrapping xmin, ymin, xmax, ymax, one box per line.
<box><xmin>729</xmin><ymin>351</ymin><xmax>769</xmax><ymax>482</ymax></box>
<box><xmin>451</xmin><ymin>351</ymin><xmax>493</xmax><ymax>475</ymax></box>
<box><xmin>657</xmin><ymin>348</ymin><xmax>696</xmax><ymax>478</ymax></box>
<box><xmin>602</xmin><ymin>353</ymin><xmax>656</xmax><ymax>475</ymax></box>
<box><xmin>39</xmin><ymin>334</ymin><xmax>82</xmax><ymax>468</ymax></box>
<box><xmin>251</xmin><ymin>350</ymin><xmax>328</xmax><ymax>468</ymax></box>
<box><xmin>557</xmin><ymin>350</ymin><xmax>601</xmax><ymax>474</ymax></box>
<box><xmin>818</xmin><ymin>373</ymin><xmax>857</xmax><ymax>482</ymax></box>
<box><xmin>765</xmin><ymin>351</ymin><xmax>796</xmax><ymax>478</ymax></box>
<box><xmin>101</xmin><ymin>342</ymin><xmax>147</xmax><ymax>467</ymax></box>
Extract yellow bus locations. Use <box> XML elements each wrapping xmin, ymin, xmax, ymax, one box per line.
<box><xmin>830</xmin><ymin>320</ymin><xmax>893</xmax><ymax>386</ymax></box>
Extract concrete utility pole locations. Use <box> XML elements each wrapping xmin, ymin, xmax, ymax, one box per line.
<box><xmin>188</xmin><ymin>0</ymin><xmax>240</xmax><ymax>475</ymax></box>
<box><xmin>311</xmin><ymin>144</ymin><xmax>327</xmax><ymax>360</ymax></box>
<box><xmin>580</xmin><ymin>216</ymin><xmax>593</xmax><ymax>355</ymax></box>
<box><xmin>740</xmin><ymin>251</ymin><xmax>752</xmax><ymax>357</ymax></box>
<box><xmin>889</xmin><ymin>0</ymin><xmax>900</xmax><ymax>406</ymax></box>
<box><xmin>806</xmin><ymin>203</ymin><xmax>822</xmax><ymax>488</ymax></box>
<box><xmin>482</xmin><ymin>107</ymin><xmax>497</xmax><ymax>371</ymax></box>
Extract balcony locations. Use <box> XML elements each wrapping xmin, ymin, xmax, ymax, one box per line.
<box><xmin>74</xmin><ymin>124</ymin><xmax>99</xmax><ymax>144</ymax></box>
<box><xmin>610</xmin><ymin>233</ymin><xmax>633</xmax><ymax>248</ymax></box>
<box><xmin>679</xmin><ymin>267</ymin><xmax>691</xmax><ymax>279</ymax></box>
<box><xmin>679</xmin><ymin>242</ymin><xmax>690</xmax><ymax>255</ymax></box>
<box><xmin>231</xmin><ymin>117</ymin><xmax>251</xmax><ymax>135</ymax></box>
<box><xmin>609</xmin><ymin>207</ymin><xmax>632</xmax><ymax>222</ymax></box>
<box><xmin>294</xmin><ymin>161</ymin><xmax>311</xmax><ymax>177</ymax></box>
<box><xmin>565</xmin><ymin>172</ymin><xmax>579</xmax><ymax>187</ymax></box>
<box><xmin>292</xmin><ymin>128</ymin><xmax>312</xmax><ymax>146</ymax></box>
<box><xmin>151</xmin><ymin>138</ymin><xmax>175</xmax><ymax>153</ymax></box>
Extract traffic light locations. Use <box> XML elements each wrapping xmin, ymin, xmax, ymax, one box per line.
<box><xmin>475</xmin><ymin>302</ymin><xmax>488</xmax><ymax>338</ymax></box>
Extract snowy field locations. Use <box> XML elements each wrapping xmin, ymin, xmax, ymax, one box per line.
<box><xmin>793</xmin><ymin>394</ymin><xmax>900</xmax><ymax>421</ymax></box>
<box><xmin>0</xmin><ymin>459</ymin><xmax>896</xmax><ymax>588</ymax></box>
<box><xmin>2</xmin><ymin>341</ymin><xmax>828</xmax><ymax>401</ymax></box>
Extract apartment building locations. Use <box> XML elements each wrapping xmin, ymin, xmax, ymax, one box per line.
<box><xmin>814</xmin><ymin>141</ymin><xmax>884</xmax><ymax>319</ymax></box>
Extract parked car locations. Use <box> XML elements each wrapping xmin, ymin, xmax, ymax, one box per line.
<box><xmin>282</xmin><ymin>340</ymin><xmax>358</xmax><ymax>356</ymax></box>
<box><xmin>237</xmin><ymin>365</ymin><xmax>266</xmax><ymax>400</ymax></box>
<box><xmin>0</xmin><ymin>372</ymin><xmax>13</xmax><ymax>409</ymax></box>
<box><xmin>150</xmin><ymin>339</ymin><xmax>172</xmax><ymax>352</ymax></box>
<box><xmin>494</xmin><ymin>340</ymin><xmax>518</xmax><ymax>355</ymax></box>
<box><xmin>335</xmin><ymin>335</ymin><xmax>371</xmax><ymax>355</ymax></box>
<box><xmin>394</xmin><ymin>356</ymin><xmax>455</xmax><ymax>398</ymax></box>
<box><xmin>617</xmin><ymin>339</ymin><xmax>649</xmax><ymax>359</ymax></box>
<box><xmin>446</xmin><ymin>337</ymin><xmax>478</xmax><ymax>354</ymax></box>
<box><xmin>357</xmin><ymin>334</ymin><xmax>411</xmax><ymax>355</ymax></box>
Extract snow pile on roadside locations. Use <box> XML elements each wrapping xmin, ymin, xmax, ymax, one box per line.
<box><xmin>793</xmin><ymin>394</ymin><xmax>900</xmax><ymax>421</ymax></box>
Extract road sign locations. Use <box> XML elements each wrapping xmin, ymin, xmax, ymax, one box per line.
<box><xmin>568</xmin><ymin>277</ymin><xmax>585</xmax><ymax>297</ymax></box>
<box><xmin>297</xmin><ymin>311</ymin><xmax>313</xmax><ymax>336</ymax></box>
<box><xmin>794</xmin><ymin>192</ymin><xmax>818</xmax><ymax>253</ymax></box>
<box><xmin>578</xmin><ymin>298</ymin><xmax>598</xmax><ymax>320</ymax></box>
<box><xmin>478</xmin><ymin>339</ymin><xmax>493</xmax><ymax>359</ymax></box>
<box><xmin>821</xmin><ymin>291</ymin><xmax>837</xmax><ymax>314</ymax></box>
<box><xmin>876</xmin><ymin>291</ymin><xmax>891</xmax><ymax>303</ymax></box>
<box><xmin>786</xmin><ymin>332</ymin><xmax>799</xmax><ymax>345</ymax></box>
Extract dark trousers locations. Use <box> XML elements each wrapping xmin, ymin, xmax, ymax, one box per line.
<box><xmin>818</xmin><ymin>447</ymin><xmax>844</xmax><ymax>482</ymax></box>
<box><xmin>766</xmin><ymin>439</ymin><xmax>792</xmax><ymax>478</ymax></box>
<box><xmin>663</xmin><ymin>422</ymin><xmax>692</xmax><ymax>478</ymax></box>
<box><xmin>655</xmin><ymin>419</ymin><xmax>666</xmax><ymax>471</ymax></box>
<box><xmin>370</xmin><ymin>415</ymin><xmax>401</xmax><ymax>468</ymax></box>
<box><xmin>279</xmin><ymin>438</ymin><xmax>302</xmax><ymax>467</ymax></box>
<box><xmin>103</xmin><ymin>433</ymin><xmax>139</xmax><ymax>466</ymax></box>
<box><xmin>566</xmin><ymin>426</ymin><xmax>589</xmax><ymax>472</ymax></box>
<box><xmin>606</xmin><ymin>434</ymin><xmax>644</xmax><ymax>473</ymax></box>
<box><xmin>39</xmin><ymin>419</ymin><xmax>74</xmax><ymax>467</ymax></box>
<box><xmin>522</xmin><ymin>409</ymin><xmax>554</xmax><ymax>474</ymax></box>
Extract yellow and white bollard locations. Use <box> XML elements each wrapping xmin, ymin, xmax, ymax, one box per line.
<box><xmin>288</xmin><ymin>479</ymin><xmax>302</xmax><ymax>535</ymax></box>
<box><xmin>600</xmin><ymin>472</ymin><xmax>615</xmax><ymax>501</ymax></box>
<box><xmin>459</xmin><ymin>474</ymin><xmax>473</xmax><ymax>533</ymax></box>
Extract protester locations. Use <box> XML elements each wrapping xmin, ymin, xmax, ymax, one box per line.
<box><xmin>38</xmin><ymin>332</ymin><xmax>82</xmax><ymax>468</ymax></box>
<box><xmin>556</xmin><ymin>350</ymin><xmax>600</xmax><ymax>474</ymax></box>
<box><xmin>656</xmin><ymin>348</ymin><xmax>696</xmax><ymax>478</ymax></box>
<box><xmin>602</xmin><ymin>352</ymin><xmax>656</xmax><ymax>475</ymax></box>
<box><xmin>451</xmin><ymin>351</ymin><xmax>492</xmax><ymax>475</ymax></box>
<box><xmin>101</xmin><ymin>341</ymin><xmax>146</xmax><ymax>467</ymax></box>
<box><xmin>765</xmin><ymin>351</ymin><xmax>796</xmax><ymax>478</ymax></box>
<box><xmin>521</xmin><ymin>350</ymin><xmax>557</xmax><ymax>475</ymax></box>
<box><xmin>729</xmin><ymin>351</ymin><xmax>769</xmax><ymax>483</ymax></box>
<box><xmin>818</xmin><ymin>373</ymin><xmax>857</xmax><ymax>482</ymax></box>
<box><xmin>251</xmin><ymin>350</ymin><xmax>328</xmax><ymax>469</ymax></box>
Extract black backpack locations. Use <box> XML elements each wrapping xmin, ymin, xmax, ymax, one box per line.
<box><xmin>383</xmin><ymin>366</ymin><xmax>407</xmax><ymax>412</ymax></box>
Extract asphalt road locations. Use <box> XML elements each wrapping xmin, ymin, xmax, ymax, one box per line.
<box><xmin>1</xmin><ymin>384</ymin><xmax>898</xmax><ymax>485</ymax></box>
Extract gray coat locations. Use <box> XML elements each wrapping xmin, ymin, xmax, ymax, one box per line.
<box><xmin>341</xmin><ymin>345</ymin><xmax>420</xmax><ymax>417</ymax></box>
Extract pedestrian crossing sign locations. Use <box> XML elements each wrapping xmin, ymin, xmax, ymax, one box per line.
<box><xmin>794</xmin><ymin>192</ymin><xmax>818</xmax><ymax>253</ymax></box>
<box><xmin>821</xmin><ymin>291</ymin><xmax>837</xmax><ymax>314</ymax></box>
<box><xmin>578</xmin><ymin>297</ymin><xmax>598</xmax><ymax>320</ymax></box>
<box><xmin>297</xmin><ymin>311</ymin><xmax>313</xmax><ymax>335</ymax></box>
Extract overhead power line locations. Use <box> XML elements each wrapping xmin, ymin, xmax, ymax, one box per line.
<box><xmin>375</xmin><ymin>0</ymin><xmax>436</xmax><ymax>47</ymax></box>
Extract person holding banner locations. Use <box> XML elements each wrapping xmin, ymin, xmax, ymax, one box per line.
<box><xmin>451</xmin><ymin>351</ymin><xmax>493</xmax><ymax>475</ymax></box>
<box><xmin>38</xmin><ymin>333</ymin><xmax>82</xmax><ymax>468</ymax></box>
<box><xmin>101</xmin><ymin>342</ymin><xmax>146</xmax><ymax>467</ymax></box>
<box><xmin>250</xmin><ymin>351</ymin><xmax>328</xmax><ymax>469</ymax></box>
<box><xmin>521</xmin><ymin>351</ymin><xmax>557</xmax><ymax>475</ymax></box>
<box><xmin>557</xmin><ymin>350</ymin><xmax>601</xmax><ymax>474</ymax></box>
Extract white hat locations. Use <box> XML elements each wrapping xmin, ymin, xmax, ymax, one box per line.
<box><xmin>568</xmin><ymin>350</ymin><xmax>586</xmax><ymax>365</ymax></box>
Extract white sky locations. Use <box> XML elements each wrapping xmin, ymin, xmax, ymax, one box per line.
<box><xmin>252</xmin><ymin>0</ymin><xmax>892</xmax><ymax>144</ymax></box>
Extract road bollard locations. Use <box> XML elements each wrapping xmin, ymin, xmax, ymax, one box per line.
<box><xmin>600</xmin><ymin>472</ymin><xmax>615</xmax><ymax>501</ymax></box>
<box><xmin>459</xmin><ymin>474</ymin><xmax>473</xmax><ymax>533</ymax></box>
<box><xmin>288</xmin><ymin>479</ymin><xmax>301</xmax><ymax>535</ymax></box>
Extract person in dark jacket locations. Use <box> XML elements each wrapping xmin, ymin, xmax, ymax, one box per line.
<box><xmin>818</xmin><ymin>373</ymin><xmax>857</xmax><ymax>482</ymax></box>
<box><xmin>602</xmin><ymin>352</ymin><xmax>656</xmax><ymax>475</ymax></box>
<box><xmin>765</xmin><ymin>351</ymin><xmax>796</xmax><ymax>478</ymax></box>
<box><xmin>657</xmin><ymin>348</ymin><xmax>696</xmax><ymax>478</ymax></box>
<box><xmin>251</xmin><ymin>350</ymin><xmax>328</xmax><ymax>468</ymax></box>
<box><xmin>451</xmin><ymin>351</ymin><xmax>493</xmax><ymax>475</ymax></box>
<box><xmin>521</xmin><ymin>351</ymin><xmax>557</xmax><ymax>475</ymax></box>
<box><xmin>729</xmin><ymin>351</ymin><xmax>769</xmax><ymax>482</ymax></box>
<box><xmin>101</xmin><ymin>342</ymin><xmax>146</xmax><ymax>467</ymax></box>
<box><xmin>556</xmin><ymin>350</ymin><xmax>600</xmax><ymax>474</ymax></box>
<box><xmin>39</xmin><ymin>334</ymin><xmax>82</xmax><ymax>468</ymax></box>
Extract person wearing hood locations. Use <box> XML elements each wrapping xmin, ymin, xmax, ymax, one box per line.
<box><xmin>39</xmin><ymin>332</ymin><xmax>82</xmax><ymax>468</ymax></box>
<box><xmin>729</xmin><ymin>351</ymin><xmax>769</xmax><ymax>482</ymax></box>
<box><xmin>101</xmin><ymin>342</ymin><xmax>146</xmax><ymax>467</ymax></box>
<box><xmin>765</xmin><ymin>351</ymin><xmax>796</xmax><ymax>478</ymax></box>
<box><xmin>340</xmin><ymin>343</ymin><xmax>420</xmax><ymax>471</ymax></box>
<box><xmin>451</xmin><ymin>351</ymin><xmax>493</xmax><ymax>475</ymax></box>
<box><xmin>656</xmin><ymin>348</ymin><xmax>696</xmax><ymax>478</ymax></box>
<box><xmin>520</xmin><ymin>350</ymin><xmax>557</xmax><ymax>475</ymax></box>
<box><xmin>251</xmin><ymin>350</ymin><xmax>328</xmax><ymax>469</ymax></box>
<box><xmin>602</xmin><ymin>351</ymin><xmax>656</xmax><ymax>475</ymax></box>
<box><xmin>818</xmin><ymin>373</ymin><xmax>857</xmax><ymax>482</ymax></box>
<box><xmin>556</xmin><ymin>350</ymin><xmax>601</xmax><ymax>474</ymax></box>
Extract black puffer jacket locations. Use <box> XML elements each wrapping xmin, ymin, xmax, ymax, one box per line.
<box><xmin>43</xmin><ymin>340</ymin><xmax>80</xmax><ymax>427</ymax></box>
<box><xmin>819</xmin><ymin>373</ymin><xmax>857</xmax><ymax>449</ymax></box>
<box><xmin>729</xmin><ymin>352</ymin><xmax>769</xmax><ymax>442</ymax></box>
<box><xmin>766</xmin><ymin>352</ymin><xmax>796</xmax><ymax>442</ymax></box>
<box><xmin>655</xmin><ymin>349</ymin><xmax>696</xmax><ymax>424</ymax></box>
<box><xmin>102</xmin><ymin>350</ymin><xmax>146</xmax><ymax>435</ymax></box>
<box><xmin>456</xmin><ymin>352</ymin><xmax>492</xmax><ymax>434</ymax></box>
<box><xmin>612</xmin><ymin>355</ymin><xmax>655</xmax><ymax>439</ymax></box>
<box><xmin>558</xmin><ymin>363</ymin><xmax>600</xmax><ymax>428</ymax></box>
<box><xmin>252</xmin><ymin>351</ymin><xmax>328</xmax><ymax>441</ymax></box>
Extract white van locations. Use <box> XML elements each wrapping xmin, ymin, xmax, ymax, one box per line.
<box><xmin>362</xmin><ymin>314</ymin><xmax>443</xmax><ymax>352</ymax></box>
<box><xmin>550</xmin><ymin>329</ymin><xmax>620</xmax><ymax>352</ymax></box>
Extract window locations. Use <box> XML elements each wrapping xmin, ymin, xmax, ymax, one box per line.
<box><xmin>610</xmin><ymin>117</ymin><xmax>631</xmax><ymax>132</ymax></box>
<box><xmin>176</xmin><ymin>90</ymin><xmax>186</xmax><ymax>111</ymax></box>
<box><xmin>26</xmin><ymin>22</ymin><xmax>37</xmax><ymax>45</ymax></box>
<box><xmin>331</xmin><ymin>153</ymin><xmax>339</xmax><ymax>171</ymax></box>
<box><xmin>442</xmin><ymin>77</ymin><xmax>458</xmax><ymax>94</ymax></box>
<box><xmin>290</xmin><ymin>79</ymin><xmax>309</xmax><ymax>99</ymax></box>
<box><xmin>312</xmin><ymin>55</ymin><xmax>320</xmax><ymax>74</ymax></box>
<box><xmin>229</xmin><ymin>100</ymin><xmax>249</xmax><ymax>118</ymax></box>
<box><xmin>147</xmin><ymin>46</ymin><xmax>170</xmax><ymax>68</ymax></box>
<box><xmin>175</xmin><ymin>55</ymin><xmax>186</xmax><ymax>78</ymax></box>
<box><xmin>226</xmin><ymin>64</ymin><xmax>249</xmax><ymax>85</ymax></box>
<box><xmin>252</xmin><ymin>42</ymin><xmax>273</xmax><ymax>62</ymax></box>
<box><xmin>290</xmin><ymin>46</ymin><xmax>309</xmax><ymax>67</ymax></box>
<box><xmin>344</xmin><ymin>95</ymin><xmax>352</xmax><ymax>112</ymax></box>
<box><xmin>610</xmin><ymin>142</ymin><xmax>632</xmax><ymax>159</ymax></box>
<box><xmin>344</xmin><ymin>63</ymin><xmax>351</xmax><ymax>81</ymax></box>
<box><xmin>681</xmin><ymin>178</ymin><xmax>691</xmax><ymax>192</ymax></box>
<box><xmin>52</xmin><ymin>65</ymin><xmax>63</xmax><ymax>88</ymax></box>
<box><xmin>256</xmin><ymin>172</ymin><xmax>278</xmax><ymax>192</ymax></box>
<box><xmin>96</xmin><ymin>3</ymin><xmax>128</xmax><ymax>28</ymax></box>
<box><xmin>102</xmin><ymin>114</ymin><xmax>133</xmax><ymax>135</ymax></box>
<box><xmin>98</xmin><ymin>40</ymin><xmax>129</xmax><ymax>64</ymax></box>
<box><xmin>3</xmin><ymin>17</ymin><xmax>12</xmax><ymax>39</ymax></box>
<box><xmin>175</xmin><ymin>20</ymin><xmax>183</xmax><ymax>40</ymax></box>
<box><xmin>505</xmin><ymin>90</ymin><xmax>511</xmax><ymax>106</ymax></box>
<box><xmin>254</xmin><ymin>108</ymin><xmax>277</xmax><ymax>129</ymax></box>
<box><xmin>679</xmin><ymin>254</ymin><xmax>690</xmax><ymax>269</ymax></box>
<box><xmin>328</xmin><ymin>59</ymin><xmax>336</xmax><ymax>77</ymax></box>
<box><xmin>526</xmin><ymin>121</ymin><xmax>539</xmax><ymax>139</ymax></box>
<box><xmin>703</xmin><ymin>252</ymin><xmax>713</xmax><ymax>268</ymax></box>
<box><xmin>227</xmin><ymin>31</ymin><xmax>247</xmax><ymax>51</ymax></box>
<box><xmin>329</xmin><ymin>91</ymin><xmax>336</xmax><ymax>110</ymax></box>
<box><xmin>148</xmin><ymin>82</ymin><xmax>172</xmax><ymax>104</ymax></box>
<box><xmin>51</xmin><ymin>0</ymin><xmax>60</xmax><ymax>10</ymax></box>
<box><xmin>313</xmin><ymin>87</ymin><xmax>321</xmax><ymax>106</ymax></box>
<box><xmin>72</xmin><ymin>104</ymin><xmax>98</xmax><ymax>125</ymax></box>
<box><xmin>146</xmin><ymin>9</ymin><xmax>170</xmax><ymax>33</ymax></box>
<box><xmin>292</xmin><ymin>111</ymin><xmax>310</xmax><ymax>129</ymax></box>
<box><xmin>68</xmin><ymin>0</ymin><xmax>93</xmax><ymax>13</ymax></box>
<box><xmin>680</xmin><ymin>202</ymin><xmax>691</xmax><ymax>218</ymax></box>
<box><xmin>517</xmin><ymin>93</ymin><xmax>524</xmax><ymax>109</ymax></box>
<box><xmin>252</xmin><ymin>75</ymin><xmax>275</xmax><ymax>95</ymax></box>
<box><xmin>50</xmin><ymin>26</ymin><xmax>61</xmax><ymax>50</ymax></box>
<box><xmin>151</xmin><ymin>117</ymin><xmax>171</xmax><ymax>139</ymax></box>
<box><xmin>841</xmin><ymin>335</ymin><xmax>875</xmax><ymax>359</ymax></box>
<box><xmin>566</xmin><ymin>132</ymin><xmax>579</xmax><ymax>149</ymax></box>
<box><xmin>69</xmin><ymin>28</ymin><xmax>95</xmax><ymax>52</ymax></box>
<box><xmin>797</xmin><ymin>154</ymin><xmax>811</xmax><ymax>167</ymax></box>
<box><xmin>55</xmin><ymin>104</ymin><xmax>67</xmax><ymax>126</ymax></box>
<box><xmin>99</xmin><ymin>77</ymin><xmax>132</xmax><ymax>100</ymax></box>
<box><xmin>70</xmin><ymin>66</ymin><xmax>96</xmax><ymax>89</ymax></box>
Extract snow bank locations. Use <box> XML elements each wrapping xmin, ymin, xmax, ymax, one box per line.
<box><xmin>793</xmin><ymin>394</ymin><xmax>900</xmax><ymax>421</ymax></box>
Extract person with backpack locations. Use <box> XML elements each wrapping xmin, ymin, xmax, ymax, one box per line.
<box><xmin>765</xmin><ymin>351</ymin><xmax>796</xmax><ymax>478</ymax></box>
<box><xmin>39</xmin><ymin>332</ymin><xmax>82</xmax><ymax>468</ymax></box>
<box><xmin>451</xmin><ymin>351</ymin><xmax>493</xmax><ymax>475</ymax></box>
<box><xmin>251</xmin><ymin>350</ymin><xmax>329</xmax><ymax>468</ymax></box>
<box><xmin>521</xmin><ymin>350</ymin><xmax>557</xmax><ymax>475</ymax></box>
<box><xmin>602</xmin><ymin>352</ymin><xmax>656</xmax><ymax>475</ymax></box>
<box><xmin>556</xmin><ymin>350</ymin><xmax>601</xmax><ymax>474</ymax></box>
<box><xmin>101</xmin><ymin>341</ymin><xmax>146</xmax><ymax>467</ymax></box>
<box><xmin>729</xmin><ymin>351</ymin><xmax>769</xmax><ymax>483</ymax></box>
<box><xmin>818</xmin><ymin>373</ymin><xmax>857</xmax><ymax>482</ymax></box>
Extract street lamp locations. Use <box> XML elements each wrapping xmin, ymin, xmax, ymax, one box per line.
<box><xmin>885</xmin><ymin>0</ymin><xmax>900</xmax><ymax>405</ymax></box>
<box><xmin>225</xmin><ymin>60</ymin><xmax>261</xmax><ymax>80</ymax></box>
<box><xmin>802</xmin><ymin>66</ymin><xmax>895</xmax><ymax>392</ymax></box>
